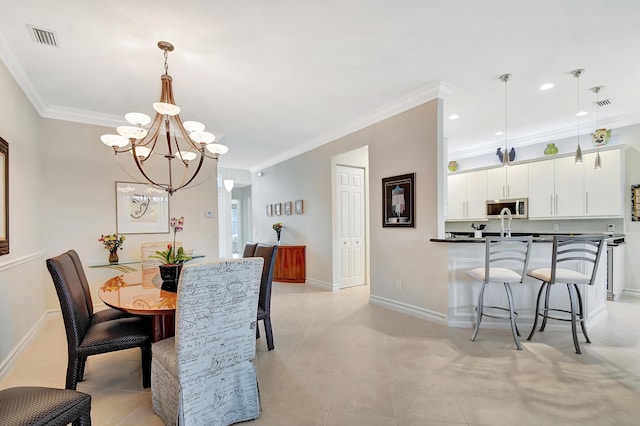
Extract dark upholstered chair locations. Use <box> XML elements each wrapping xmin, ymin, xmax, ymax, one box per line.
<box><xmin>243</xmin><ymin>241</ymin><xmax>258</xmax><ymax>258</ymax></box>
<box><xmin>0</xmin><ymin>386</ymin><xmax>91</xmax><ymax>425</ymax></box>
<box><xmin>67</xmin><ymin>250</ymin><xmax>132</xmax><ymax>324</ymax></box>
<box><xmin>47</xmin><ymin>251</ymin><xmax>152</xmax><ymax>390</ymax></box>
<box><xmin>253</xmin><ymin>243</ymin><xmax>278</xmax><ymax>350</ymax></box>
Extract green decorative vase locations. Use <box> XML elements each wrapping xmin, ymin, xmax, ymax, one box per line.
<box><xmin>448</xmin><ymin>161</ymin><xmax>458</xmax><ymax>172</ymax></box>
<box><xmin>544</xmin><ymin>143</ymin><xmax>558</xmax><ymax>156</ymax></box>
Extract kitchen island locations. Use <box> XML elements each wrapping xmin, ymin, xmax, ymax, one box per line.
<box><xmin>431</xmin><ymin>233</ymin><xmax>614</xmax><ymax>330</ymax></box>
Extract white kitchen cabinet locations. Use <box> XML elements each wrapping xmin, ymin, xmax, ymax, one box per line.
<box><xmin>528</xmin><ymin>156</ymin><xmax>584</xmax><ymax>218</ymax></box>
<box><xmin>447</xmin><ymin>170</ymin><xmax>487</xmax><ymax>220</ymax></box>
<box><xmin>584</xmin><ymin>149</ymin><xmax>623</xmax><ymax>217</ymax></box>
<box><xmin>487</xmin><ymin>163</ymin><xmax>529</xmax><ymax>200</ymax></box>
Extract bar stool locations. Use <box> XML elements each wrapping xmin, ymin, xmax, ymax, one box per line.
<box><xmin>467</xmin><ymin>236</ymin><xmax>533</xmax><ymax>350</ymax></box>
<box><xmin>526</xmin><ymin>235</ymin><xmax>604</xmax><ymax>354</ymax></box>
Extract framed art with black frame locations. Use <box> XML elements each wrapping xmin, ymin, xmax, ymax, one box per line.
<box><xmin>0</xmin><ymin>137</ymin><xmax>8</xmax><ymax>255</ymax></box>
<box><xmin>382</xmin><ymin>173</ymin><xmax>415</xmax><ymax>228</ymax></box>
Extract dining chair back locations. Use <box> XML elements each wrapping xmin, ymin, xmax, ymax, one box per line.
<box><xmin>254</xmin><ymin>243</ymin><xmax>278</xmax><ymax>350</ymax></box>
<box><xmin>67</xmin><ymin>249</ymin><xmax>131</xmax><ymax>324</ymax></box>
<box><xmin>0</xmin><ymin>386</ymin><xmax>91</xmax><ymax>426</ymax></box>
<box><xmin>526</xmin><ymin>235</ymin><xmax>605</xmax><ymax>353</ymax></box>
<box><xmin>467</xmin><ymin>236</ymin><xmax>533</xmax><ymax>350</ymax></box>
<box><xmin>47</xmin><ymin>251</ymin><xmax>151</xmax><ymax>390</ymax></box>
<box><xmin>243</xmin><ymin>241</ymin><xmax>258</xmax><ymax>258</ymax></box>
<box><xmin>151</xmin><ymin>258</ymin><xmax>264</xmax><ymax>425</ymax></box>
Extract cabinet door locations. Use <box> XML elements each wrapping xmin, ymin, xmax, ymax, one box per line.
<box><xmin>506</xmin><ymin>163</ymin><xmax>529</xmax><ymax>199</ymax></box>
<box><xmin>466</xmin><ymin>170</ymin><xmax>488</xmax><ymax>220</ymax></box>
<box><xmin>528</xmin><ymin>160</ymin><xmax>555</xmax><ymax>218</ymax></box>
<box><xmin>447</xmin><ymin>174</ymin><xmax>466</xmax><ymax>220</ymax></box>
<box><xmin>487</xmin><ymin>167</ymin><xmax>507</xmax><ymax>200</ymax></box>
<box><xmin>584</xmin><ymin>150</ymin><xmax>623</xmax><ymax>217</ymax></box>
<box><xmin>554</xmin><ymin>156</ymin><xmax>584</xmax><ymax>217</ymax></box>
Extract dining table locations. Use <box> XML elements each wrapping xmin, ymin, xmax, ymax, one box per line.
<box><xmin>99</xmin><ymin>268</ymin><xmax>177</xmax><ymax>342</ymax></box>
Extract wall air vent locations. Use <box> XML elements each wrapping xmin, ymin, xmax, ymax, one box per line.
<box><xmin>26</xmin><ymin>24</ymin><xmax>59</xmax><ymax>47</ymax></box>
<box><xmin>593</xmin><ymin>98</ymin><xmax>611</xmax><ymax>108</ymax></box>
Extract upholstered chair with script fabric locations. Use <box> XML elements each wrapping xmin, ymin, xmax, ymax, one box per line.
<box><xmin>151</xmin><ymin>258</ymin><xmax>264</xmax><ymax>425</ymax></box>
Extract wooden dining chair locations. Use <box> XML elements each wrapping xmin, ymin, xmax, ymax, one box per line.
<box><xmin>151</xmin><ymin>258</ymin><xmax>264</xmax><ymax>425</ymax></box>
<box><xmin>47</xmin><ymin>251</ymin><xmax>152</xmax><ymax>390</ymax></box>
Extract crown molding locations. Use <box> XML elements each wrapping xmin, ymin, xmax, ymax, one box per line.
<box><xmin>250</xmin><ymin>80</ymin><xmax>455</xmax><ymax>172</ymax></box>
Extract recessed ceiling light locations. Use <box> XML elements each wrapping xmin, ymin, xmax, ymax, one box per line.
<box><xmin>448</xmin><ymin>114</ymin><xmax>459</xmax><ymax>120</ymax></box>
<box><xmin>539</xmin><ymin>83</ymin><xmax>554</xmax><ymax>90</ymax></box>
<box><xmin>576</xmin><ymin>111</ymin><xmax>588</xmax><ymax>117</ymax></box>
<box><xmin>495</xmin><ymin>131</ymin><xmax>504</xmax><ymax>136</ymax></box>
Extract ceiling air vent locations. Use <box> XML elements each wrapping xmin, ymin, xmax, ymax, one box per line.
<box><xmin>594</xmin><ymin>98</ymin><xmax>612</xmax><ymax>108</ymax></box>
<box><xmin>26</xmin><ymin>24</ymin><xmax>58</xmax><ymax>47</ymax></box>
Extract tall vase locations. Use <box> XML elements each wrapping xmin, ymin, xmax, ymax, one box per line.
<box><xmin>276</xmin><ymin>231</ymin><xmax>281</xmax><ymax>245</ymax></box>
<box><xmin>108</xmin><ymin>249</ymin><xmax>119</xmax><ymax>264</ymax></box>
<box><xmin>159</xmin><ymin>264</ymin><xmax>183</xmax><ymax>293</ymax></box>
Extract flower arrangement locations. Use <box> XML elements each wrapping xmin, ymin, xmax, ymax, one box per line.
<box><xmin>150</xmin><ymin>216</ymin><xmax>192</xmax><ymax>265</ymax></box>
<box><xmin>99</xmin><ymin>234</ymin><xmax>125</xmax><ymax>252</ymax></box>
<box><xmin>272</xmin><ymin>222</ymin><xmax>283</xmax><ymax>243</ymax></box>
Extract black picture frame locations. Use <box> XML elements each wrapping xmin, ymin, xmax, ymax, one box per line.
<box><xmin>0</xmin><ymin>136</ymin><xmax>8</xmax><ymax>255</ymax></box>
<box><xmin>382</xmin><ymin>173</ymin><xmax>415</xmax><ymax>228</ymax></box>
<box><xmin>632</xmin><ymin>185</ymin><xmax>640</xmax><ymax>222</ymax></box>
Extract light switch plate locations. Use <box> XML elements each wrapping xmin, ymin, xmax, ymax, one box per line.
<box><xmin>205</xmin><ymin>210</ymin><xmax>213</xmax><ymax>218</ymax></box>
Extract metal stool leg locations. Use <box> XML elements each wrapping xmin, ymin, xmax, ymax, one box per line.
<box><xmin>471</xmin><ymin>281</ymin><xmax>487</xmax><ymax>341</ymax></box>
<box><xmin>574</xmin><ymin>283</ymin><xmax>591</xmax><ymax>344</ymax></box>
<box><xmin>527</xmin><ymin>282</ymin><xmax>547</xmax><ymax>341</ymax></box>
<box><xmin>567</xmin><ymin>283</ymin><xmax>582</xmax><ymax>354</ymax></box>
<box><xmin>504</xmin><ymin>282</ymin><xmax>522</xmax><ymax>350</ymax></box>
<box><xmin>539</xmin><ymin>282</ymin><xmax>552</xmax><ymax>332</ymax></box>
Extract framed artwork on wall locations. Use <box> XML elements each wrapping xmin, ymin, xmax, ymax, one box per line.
<box><xmin>0</xmin><ymin>136</ymin><xmax>8</xmax><ymax>255</ymax></box>
<box><xmin>632</xmin><ymin>185</ymin><xmax>640</xmax><ymax>222</ymax></box>
<box><xmin>115</xmin><ymin>182</ymin><xmax>170</xmax><ymax>234</ymax></box>
<box><xmin>295</xmin><ymin>199</ymin><xmax>304</xmax><ymax>214</ymax></box>
<box><xmin>275</xmin><ymin>203</ymin><xmax>282</xmax><ymax>216</ymax></box>
<box><xmin>382</xmin><ymin>173</ymin><xmax>415</xmax><ymax>228</ymax></box>
<box><xmin>284</xmin><ymin>201</ymin><xmax>292</xmax><ymax>215</ymax></box>
<box><xmin>266</xmin><ymin>204</ymin><xmax>273</xmax><ymax>216</ymax></box>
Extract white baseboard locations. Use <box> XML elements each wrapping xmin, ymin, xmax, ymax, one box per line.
<box><xmin>0</xmin><ymin>310</ymin><xmax>59</xmax><ymax>381</ymax></box>
<box><xmin>369</xmin><ymin>295</ymin><xmax>448</xmax><ymax>324</ymax></box>
<box><xmin>622</xmin><ymin>288</ymin><xmax>640</xmax><ymax>298</ymax></box>
<box><xmin>304</xmin><ymin>278</ymin><xmax>335</xmax><ymax>291</ymax></box>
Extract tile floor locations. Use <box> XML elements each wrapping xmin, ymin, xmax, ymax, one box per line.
<box><xmin>2</xmin><ymin>282</ymin><xmax>640</xmax><ymax>425</ymax></box>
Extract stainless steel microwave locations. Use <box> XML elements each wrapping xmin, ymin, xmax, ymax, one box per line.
<box><xmin>486</xmin><ymin>198</ymin><xmax>528</xmax><ymax>219</ymax></box>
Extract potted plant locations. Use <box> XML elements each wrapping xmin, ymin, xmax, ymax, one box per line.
<box><xmin>150</xmin><ymin>216</ymin><xmax>192</xmax><ymax>292</ymax></box>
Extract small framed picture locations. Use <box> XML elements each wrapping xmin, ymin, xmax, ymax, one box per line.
<box><xmin>284</xmin><ymin>201</ymin><xmax>292</xmax><ymax>215</ymax></box>
<box><xmin>295</xmin><ymin>199</ymin><xmax>304</xmax><ymax>214</ymax></box>
<box><xmin>275</xmin><ymin>203</ymin><xmax>282</xmax><ymax>216</ymax></box>
<box><xmin>266</xmin><ymin>204</ymin><xmax>273</xmax><ymax>216</ymax></box>
<box><xmin>382</xmin><ymin>173</ymin><xmax>415</xmax><ymax>228</ymax></box>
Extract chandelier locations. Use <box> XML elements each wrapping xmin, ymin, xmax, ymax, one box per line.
<box><xmin>100</xmin><ymin>41</ymin><xmax>228</xmax><ymax>195</ymax></box>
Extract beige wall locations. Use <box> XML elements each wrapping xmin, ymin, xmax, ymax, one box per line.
<box><xmin>0</xmin><ymin>59</ymin><xmax>48</xmax><ymax>365</ymax></box>
<box><xmin>252</xmin><ymin>100</ymin><xmax>449</xmax><ymax>319</ymax></box>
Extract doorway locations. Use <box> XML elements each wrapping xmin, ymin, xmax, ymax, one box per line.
<box><xmin>333</xmin><ymin>147</ymin><xmax>369</xmax><ymax>290</ymax></box>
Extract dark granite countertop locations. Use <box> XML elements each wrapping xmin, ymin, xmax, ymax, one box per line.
<box><xmin>430</xmin><ymin>232</ymin><xmax>625</xmax><ymax>244</ymax></box>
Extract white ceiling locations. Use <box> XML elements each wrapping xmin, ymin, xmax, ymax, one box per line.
<box><xmin>1</xmin><ymin>1</ymin><xmax>639</xmax><ymax>171</ymax></box>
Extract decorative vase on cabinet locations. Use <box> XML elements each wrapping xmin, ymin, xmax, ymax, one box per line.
<box><xmin>544</xmin><ymin>143</ymin><xmax>558</xmax><ymax>156</ymax></box>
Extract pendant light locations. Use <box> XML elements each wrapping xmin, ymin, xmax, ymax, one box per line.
<box><xmin>591</xmin><ymin>85</ymin><xmax>605</xmax><ymax>170</ymax></box>
<box><xmin>499</xmin><ymin>73</ymin><xmax>511</xmax><ymax>167</ymax></box>
<box><xmin>571</xmin><ymin>69</ymin><xmax>584</xmax><ymax>164</ymax></box>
